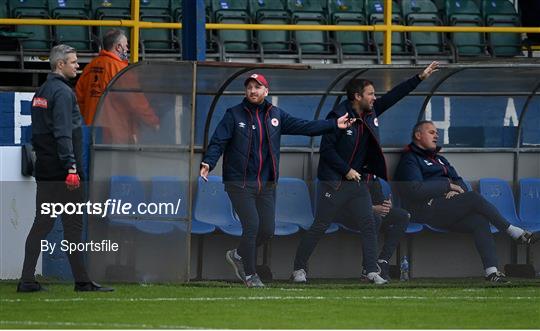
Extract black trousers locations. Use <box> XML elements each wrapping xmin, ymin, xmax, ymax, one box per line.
<box><xmin>21</xmin><ymin>178</ymin><xmax>90</xmax><ymax>282</ymax></box>
<box><xmin>226</xmin><ymin>185</ymin><xmax>275</xmax><ymax>276</ymax></box>
<box><xmin>423</xmin><ymin>191</ymin><xmax>511</xmax><ymax>269</ymax></box>
<box><xmin>294</xmin><ymin>181</ymin><xmax>378</xmax><ymax>273</ymax></box>
<box><xmin>377</xmin><ymin>207</ymin><xmax>410</xmax><ymax>261</ymax></box>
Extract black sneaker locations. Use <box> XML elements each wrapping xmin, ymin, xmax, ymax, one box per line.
<box><xmin>74</xmin><ymin>281</ymin><xmax>114</xmax><ymax>292</ymax></box>
<box><xmin>245</xmin><ymin>274</ymin><xmax>265</xmax><ymax>288</ymax></box>
<box><xmin>485</xmin><ymin>271</ymin><xmax>509</xmax><ymax>283</ymax></box>
<box><xmin>377</xmin><ymin>260</ymin><xmax>391</xmax><ymax>281</ymax></box>
<box><xmin>226</xmin><ymin>249</ymin><xmax>246</xmax><ymax>282</ymax></box>
<box><xmin>519</xmin><ymin>231</ymin><xmax>539</xmax><ymax>245</ymax></box>
<box><xmin>17</xmin><ymin>281</ymin><xmax>47</xmax><ymax>293</ymax></box>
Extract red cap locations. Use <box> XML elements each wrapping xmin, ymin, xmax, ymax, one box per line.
<box><xmin>244</xmin><ymin>73</ymin><xmax>269</xmax><ymax>88</ymax></box>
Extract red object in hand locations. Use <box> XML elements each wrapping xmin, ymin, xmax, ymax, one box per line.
<box><xmin>65</xmin><ymin>173</ymin><xmax>80</xmax><ymax>190</ymax></box>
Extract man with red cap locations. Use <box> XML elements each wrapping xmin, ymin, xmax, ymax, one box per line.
<box><xmin>200</xmin><ymin>73</ymin><xmax>353</xmax><ymax>287</ymax></box>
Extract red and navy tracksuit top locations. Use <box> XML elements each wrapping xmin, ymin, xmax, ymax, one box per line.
<box><xmin>317</xmin><ymin>74</ymin><xmax>423</xmax><ymax>189</ymax></box>
<box><xmin>394</xmin><ymin>142</ymin><xmax>468</xmax><ymax>213</ymax></box>
<box><xmin>202</xmin><ymin>98</ymin><xmax>337</xmax><ymax>190</ymax></box>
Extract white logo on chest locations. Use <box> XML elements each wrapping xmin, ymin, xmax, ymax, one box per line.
<box><xmin>423</xmin><ymin>159</ymin><xmax>433</xmax><ymax>166</ymax></box>
<box><xmin>238</xmin><ymin>122</ymin><xmax>246</xmax><ymax>128</ymax></box>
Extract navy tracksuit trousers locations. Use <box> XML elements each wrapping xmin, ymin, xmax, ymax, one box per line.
<box><xmin>294</xmin><ymin>181</ymin><xmax>378</xmax><ymax>273</ymax></box>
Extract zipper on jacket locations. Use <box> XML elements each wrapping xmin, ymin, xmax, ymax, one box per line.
<box><xmin>243</xmin><ymin>108</ymin><xmax>254</xmax><ymax>188</ymax></box>
<box><xmin>347</xmin><ymin>120</ymin><xmax>361</xmax><ymax>166</ymax></box>
<box><xmin>431</xmin><ymin>156</ymin><xmax>448</xmax><ymax>175</ymax></box>
<box><xmin>361</xmin><ymin>113</ymin><xmax>388</xmax><ymax>179</ymax></box>
<box><xmin>255</xmin><ymin>108</ymin><xmax>264</xmax><ymax>193</ymax></box>
<box><xmin>264</xmin><ymin>106</ymin><xmax>278</xmax><ymax>182</ymax></box>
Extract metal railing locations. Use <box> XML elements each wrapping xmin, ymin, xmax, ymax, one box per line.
<box><xmin>1</xmin><ymin>0</ymin><xmax>540</xmax><ymax>63</ymax></box>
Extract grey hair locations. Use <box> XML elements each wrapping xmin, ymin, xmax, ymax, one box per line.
<box><xmin>49</xmin><ymin>44</ymin><xmax>76</xmax><ymax>71</ymax></box>
<box><xmin>411</xmin><ymin>120</ymin><xmax>435</xmax><ymax>140</ymax></box>
<box><xmin>102</xmin><ymin>29</ymin><xmax>126</xmax><ymax>51</ymax></box>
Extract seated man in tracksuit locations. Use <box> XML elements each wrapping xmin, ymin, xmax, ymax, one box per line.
<box><xmin>367</xmin><ymin>178</ymin><xmax>410</xmax><ymax>280</ymax></box>
<box><xmin>200</xmin><ymin>73</ymin><xmax>352</xmax><ymax>288</ymax></box>
<box><xmin>291</xmin><ymin>62</ymin><xmax>440</xmax><ymax>285</ymax></box>
<box><xmin>338</xmin><ymin>177</ymin><xmax>411</xmax><ymax>281</ymax></box>
<box><xmin>394</xmin><ymin>120</ymin><xmax>538</xmax><ymax>282</ymax></box>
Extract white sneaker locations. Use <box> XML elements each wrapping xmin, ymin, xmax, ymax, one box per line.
<box><xmin>291</xmin><ymin>269</ymin><xmax>307</xmax><ymax>283</ymax></box>
<box><xmin>367</xmin><ymin>272</ymin><xmax>388</xmax><ymax>285</ymax></box>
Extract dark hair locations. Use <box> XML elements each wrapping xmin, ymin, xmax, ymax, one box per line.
<box><xmin>102</xmin><ymin>29</ymin><xmax>126</xmax><ymax>51</ymax></box>
<box><xmin>411</xmin><ymin>120</ymin><xmax>435</xmax><ymax>140</ymax></box>
<box><xmin>345</xmin><ymin>78</ymin><xmax>374</xmax><ymax>101</ymax></box>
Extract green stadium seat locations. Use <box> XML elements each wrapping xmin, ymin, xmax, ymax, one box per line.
<box><xmin>1</xmin><ymin>1</ymin><xmax>8</xmax><ymax>18</ymax></box>
<box><xmin>401</xmin><ymin>0</ymin><xmax>450</xmax><ymax>56</ymax></box>
<box><xmin>248</xmin><ymin>0</ymin><xmax>292</xmax><ymax>53</ymax></box>
<box><xmin>327</xmin><ymin>0</ymin><xmax>371</xmax><ymax>55</ymax></box>
<box><xmin>9</xmin><ymin>0</ymin><xmax>51</xmax><ymax>50</ymax></box>
<box><xmin>365</xmin><ymin>0</ymin><xmax>407</xmax><ymax>54</ymax></box>
<box><xmin>140</xmin><ymin>0</ymin><xmax>177</xmax><ymax>52</ymax></box>
<box><xmin>49</xmin><ymin>0</ymin><xmax>93</xmax><ymax>51</ymax></box>
<box><xmin>286</xmin><ymin>0</ymin><xmax>332</xmax><ymax>54</ymax></box>
<box><xmin>210</xmin><ymin>0</ymin><xmax>254</xmax><ymax>53</ymax></box>
<box><xmin>91</xmin><ymin>0</ymin><xmax>131</xmax><ymax>42</ymax></box>
<box><xmin>481</xmin><ymin>0</ymin><xmax>522</xmax><ymax>57</ymax></box>
<box><xmin>445</xmin><ymin>0</ymin><xmax>485</xmax><ymax>57</ymax></box>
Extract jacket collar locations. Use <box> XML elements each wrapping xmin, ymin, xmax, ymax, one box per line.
<box><xmin>407</xmin><ymin>142</ymin><xmax>442</xmax><ymax>158</ymax></box>
<box><xmin>47</xmin><ymin>72</ymin><xmax>73</xmax><ymax>87</ymax></box>
<box><xmin>99</xmin><ymin>49</ymin><xmax>127</xmax><ymax>63</ymax></box>
<box><xmin>242</xmin><ymin>98</ymin><xmax>271</xmax><ymax>113</ymax></box>
<box><xmin>340</xmin><ymin>99</ymin><xmax>372</xmax><ymax>119</ymax></box>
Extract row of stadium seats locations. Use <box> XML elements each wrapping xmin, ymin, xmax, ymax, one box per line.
<box><xmin>1</xmin><ymin>0</ymin><xmax>524</xmax><ymax>62</ymax></box>
<box><xmin>106</xmin><ymin>175</ymin><xmax>538</xmax><ymax>278</ymax></box>
<box><xmin>106</xmin><ymin>175</ymin><xmax>539</xmax><ymax>236</ymax></box>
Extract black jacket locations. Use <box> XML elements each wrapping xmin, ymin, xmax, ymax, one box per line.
<box><xmin>31</xmin><ymin>73</ymin><xmax>83</xmax><ymax>179</ymax></box>
<box><xmin>394</xmin><ymin>143</ymin><xmax>467</xmax><ymax>216</ymax></box>
<box><xmin>203</xmin><ymin>98</ymin><xmax>337</xmax><ymax>187</ymax></box>
<box><xmin>317</xmin><ymin>74</ymin><xmax>423</xmax><ymax>189</ymax></box>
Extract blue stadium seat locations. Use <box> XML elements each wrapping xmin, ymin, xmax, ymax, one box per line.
<box><xmin>151</xmin><ymin>175</ymin><xmax>213</xmax><ymax>280</ymax></box>
<box><xmin>278</xmin><ymin>177</ymin><xmax>339</xmax><ymax>233</ymax></box>
<box><xmin>479</xmin><ymin>178</ymin><xmax>521</xmax><ymax>233</ymax></box>
<box><xmin>108</xmin><ymin>175</ymin><xmax>178</xmax><ymax>234</ymax></box>
<box><xmin>151</xmin><ymin>176</ymin><xmax>215</xmax><ymax>234</ymax></box>
<box><xmin>193</xmin><ymin>176</ymin><xmax>242</xmax><ymax>236</ymax></box>
<box><xmin>518</xmin><ymin>178</ymin><xmax>540</xmax><ymax>232</ymax></box>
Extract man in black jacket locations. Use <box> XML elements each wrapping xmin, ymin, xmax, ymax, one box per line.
<box><xmin>200</xmin><ymin>73</ymin><xmax>352</xmax><ymax>287</ymax></box>
<box><xmin>394</xmin><ymin>120</ymin><xmax>537</xmax><ymax>282</ymax></box>
<box><xmin>291</xmin><ymin>62</ymin><xmax>439</xmax><ymax>284</ymax></box>
<box><xmin>18</xmin><ymin>45</ymin><xmax>113</xmax><ymax>292</ymax></box>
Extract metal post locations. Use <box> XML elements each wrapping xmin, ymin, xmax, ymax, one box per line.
<box><xmin>130</xmin><ymin>0</ymin><xmax>140</xmax><ymax>63</ymax></box>
<box><xmin>182</xmin><ymin>0</ymin><xmax>206</xmax><ymax>61</ymax></box>
<box><xmin>383</xmin><ymin>0</ymin><xmax>393</xmax><ymax>64</ymax></box>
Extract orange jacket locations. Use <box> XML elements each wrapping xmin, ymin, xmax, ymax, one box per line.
<box><xmin>75</xmin><ymin>50</ymin><xmax>159</xmax><ymax>143</ymax></box>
